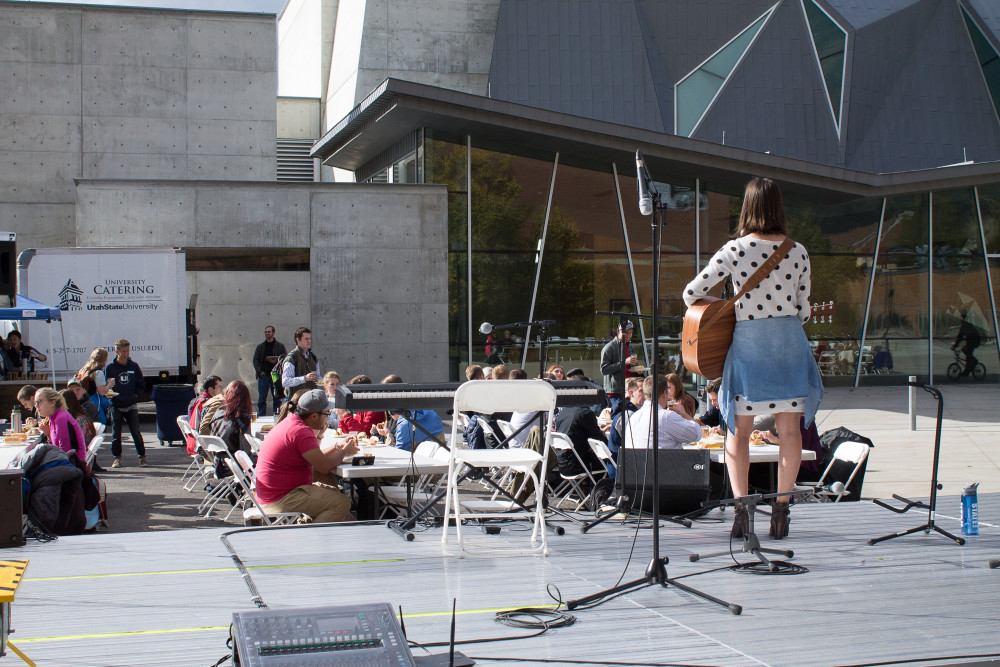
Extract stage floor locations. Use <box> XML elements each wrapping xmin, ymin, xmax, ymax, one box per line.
<box><xmin>6</xmin><ymin>495</ymin><xmax>1000</xmax><ymax>667</ymax></box>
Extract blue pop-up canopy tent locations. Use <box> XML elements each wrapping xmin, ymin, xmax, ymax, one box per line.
<box><xmin>0</xmin><ymin>295</ymin><xmax>67</xmax><ymax>389</ymax></box>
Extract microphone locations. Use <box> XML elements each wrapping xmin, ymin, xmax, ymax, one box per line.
<box><xmin>636</xmin><ymin>150</ymin><xmax>653</xmax><ymax>216</ymax></box>
<box><xmin>828</xmin><ymin>481</ymin><xmax>846</xmax><ymax>497</ymax></box>
<box><xmin>479</xmin><ymin>322</ymin><xmax>493</xmax><ymax>335</ymax></box>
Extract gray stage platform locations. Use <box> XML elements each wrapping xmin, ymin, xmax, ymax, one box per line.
<box><xmin>5</xmin><ymin>495</ymin><xmax>999</xmax><ymax>667</ymax></box>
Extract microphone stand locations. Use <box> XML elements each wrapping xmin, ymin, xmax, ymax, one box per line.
<box><xmin>566</xmin><ymin>182</ymin><xmax>740</xmax><ymax>615</ymax></box>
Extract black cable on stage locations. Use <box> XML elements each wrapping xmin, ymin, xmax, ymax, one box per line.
<box><xmin>832</xmin><ymin>652</ymin><xmax>1000</xmax><ymax>667</ymax></box>
<box><xmin>731</xmin><ymin>560</ymin><xmax>808</xmax><ymax>574</ymax></box>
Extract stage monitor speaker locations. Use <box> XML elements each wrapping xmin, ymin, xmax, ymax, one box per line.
<box><xmin>0</xmin><ymin>232</ymin><xmax>15</xmax><ymax>300</ymax></box>
<box><xmin>618</xmin><ymin>448</ymin><xmax>711</xmax><ymax>516</ymax></box>
<box><xmin>0</xmin><ymin>471</ymin><xmax>24</xmax><ymax>548</ymax></box>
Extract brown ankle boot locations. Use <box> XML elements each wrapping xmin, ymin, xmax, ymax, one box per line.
<box><xmin>769</xmin><ymin>504</ymin><xmax>790</xmax><ymax>540</ymax></box>
<box><xmin>731</xmin><ymin>501</ymin><xmax>749</xmax><ymax>538</ymax></box>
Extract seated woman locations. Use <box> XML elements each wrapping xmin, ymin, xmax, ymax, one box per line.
<box><xmin>35</xmin><ymin>387</ymin><xmax>87</xmax><ymax>461</ymax></box>
<box><xmin>60</xmin><ymin>388</ymin><xmax>97</xmax><ymax>444</ymax></box>
<box><xmin>209</xmin><ymin>381</ymin><xmax>255</xmax><ymax>474</ymax></box>
<box><xmin>335</xmin><ymin>374</ymin><xmax>385</xmax><ymax>435</ymax></box>
<box><xmin>322</xmin><ymin>371</ymin><xmax>341</xmax><ymax>429</ymax></box>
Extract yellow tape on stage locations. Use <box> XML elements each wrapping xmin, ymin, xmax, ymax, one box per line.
<box><xmin>24</xmin><ymin>558</ymin><xmax>406</xmax><ymax>582</ymax></box>
<box><xmin>14</xmin><ymin>603</ymin><xmax>557</xmax><ymax>644</ymax></box>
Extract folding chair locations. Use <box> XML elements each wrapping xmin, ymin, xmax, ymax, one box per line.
<box><xmin>243</xmin><ymin>433</ymin><xmax>263</xmax><ymax>455</ymax></box>
<box><xmin>225</xmin><ymin>454</ymin><xmax>300</xmax><ymax>526</ymax></box>
<box><xmin>380</xmin><ymin>441</ymin><xmax>448</xmax><ymax>517</ymax></box>
<box><xmin>177</xmin><ymin>416</ymin><xmax>210</xmax><ymax>491</ymax></box>
<box><xmin>195</xmin><ymin>435</ymin><xmax>239</xmax><ymax>519</ymax></box>
<box><xmin>93</xmin><ymin>423</ymin><xmax>106</xmax><ymax>436</ymax></box>
<box><xmin>549</xmin><ymin>433</ymin><xmax>606</xmax><ymax>511</ymax></box>
<box><xmin>441</xmin><ymin>380</ymin><xmax>557</xmax><ymax>556</ymax></box>
<box><xmin>794</xmin><ymin>440</ymin><xmax>870</xmax><ymax>502</ymax></box>
<box><xmin>85</xmin><ymin>434</ymin><xmax>103</xmax><ymax>468</ymax></box>
<box><xmin>588</xmin><ymin>437</ymin><xmax>617</xmax><ymax>473</ymax></box>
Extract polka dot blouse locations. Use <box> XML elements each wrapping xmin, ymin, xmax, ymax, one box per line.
<box><xmin>683</xmin><ymin>236</ymin><xmax>811</xmax><ymax>324</ymax></box>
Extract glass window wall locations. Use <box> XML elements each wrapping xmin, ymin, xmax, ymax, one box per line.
<box><xmin>420</xmin><ymin>129</ymin><xmax>1000</xmax><ymax>385</ymax></box>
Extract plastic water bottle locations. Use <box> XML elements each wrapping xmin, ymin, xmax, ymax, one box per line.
<box><xmin>961</xmin><ymin>482</ymin><xmax>979</xmax><ymax>536</ymax></box>
<box><xmin>10</xmin><ymin>407</ymin><xmax>20</xmax><ymax>434</ymax></box>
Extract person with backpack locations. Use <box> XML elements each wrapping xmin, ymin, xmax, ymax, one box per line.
<box><xmin>76</xmin><ymin>347</ymin><xmax>115</xmax><ymax>426</ymax></box>
<box><xmin>280</xmin><ymin>327</ymin><xmax>321</xmax><ymax>398</ymax></box>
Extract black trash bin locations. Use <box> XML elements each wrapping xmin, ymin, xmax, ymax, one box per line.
<box><xmin>151</xmin><ymin>384</ymin><xmax>196</xmax><ymax>446</ymax></box>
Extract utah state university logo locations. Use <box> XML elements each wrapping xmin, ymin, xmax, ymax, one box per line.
<box><xmin>59</xmin><ymin>279</ymin><xmax>83</xmax><ymax>311</ymax></box>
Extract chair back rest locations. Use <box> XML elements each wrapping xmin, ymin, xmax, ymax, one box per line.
<box><xmin>94</xmin><ymin>423</ymin><xmax>106</xmax><ymax>436</ymax></box>
<box><xmin>453</xmin><ymin>379</ymin><xmax>557</xmax><ymax>415</ymax></box>
<box><xmin>86</xmin><ymin>435</ymin><xmax>103</xmax><ymax>464</ymax></box>
<box><xmin>588</xmin><ymin>438</ymin><xmax>614</xmax><ymax>463</ymax></box>
<box><xmin>832</xmin><ymin>441</ymin><xmax>869</xmax><ymax>465</ymax></box>
<box><xmin>225</xmin><ymin>456</ymin><xmax>279</xmax><ymax>526</ymax></box>
<box><xmin>234</xmin><ymin>449</ymin><xmax>255</xmax><ymax>474</ymax></box>
<box><xmin>414</xmin><ymin>441</ymin><xmax>441</xmax><ymax>459</ymax></box>
<box><xmin>244</xmin><ymin>433</ymin><xmax>262</xmax><ymax>454</ymax></box>
<box><xmin>176</xmin><ymin>415</ymin><xmax>192</xmax><ymax>436</ymax></box>
<box><xmin>497</xmin><ymin>420</ymin><xmax>514</xmax><ymax>437</ymax></box>
<box><xmin>549</xmin><ymin>432</ymin><xmax>574</xmax><ymax>451</ymax></box>
<box><xmin>198</xmin><ymin>434</ymin><xmax>229</xmax><ymax>455</ymax></box>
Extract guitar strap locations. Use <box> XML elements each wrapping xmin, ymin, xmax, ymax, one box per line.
<box><xmin>686</xmin><ymin>237</ymin><xmax>796</xmax><ymax>346</ymax></box>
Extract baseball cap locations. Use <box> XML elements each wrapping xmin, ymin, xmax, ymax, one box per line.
<box><xmin>620</xmin><ymin>320</ymin><xmax>634</xmax><ymax>330</ymax></box>
<box><xmin>297</xmin><ymin>388</ymin><xmax>329</xmax><ymax>414</ymax></box>
<box><xmin>67</xmin><ymin>377</ymin><xmax>82</xmax><ymax>387</ymax></box>
<box><xmin>565</xmin><ymin>368</ymin><xmax>586</xmax><ymax>379</ymax></box>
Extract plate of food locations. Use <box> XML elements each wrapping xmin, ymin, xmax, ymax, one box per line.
<box><xmin>105</xmin><ymin>390</ymin><xmax>119</xmax><ymax>398</ymax></box>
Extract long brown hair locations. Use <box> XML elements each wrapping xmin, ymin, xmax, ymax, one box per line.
<box><xmin>223</xmin><ymin>380</ymin><xmax>252</xmax><ymax>422</ymax></box>
<box><xmin>735</xmin><ymin>177</ymin><xmax>787</xmax><ymax>237</ymax></box>
<box><xmin>79</xmin><ymin>347</ymin><xmax>109</xmax><ymax>377</ymax></box>
<box><xmin>61</xmin><ymin>388</ymin><xmax>95</xmax><ymax>437</ymax></box>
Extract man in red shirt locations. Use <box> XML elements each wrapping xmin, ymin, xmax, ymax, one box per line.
<box><xmin>255</xmin><ymin>389</ymin><xmax>359</xmax><ymax>522</ymax></box>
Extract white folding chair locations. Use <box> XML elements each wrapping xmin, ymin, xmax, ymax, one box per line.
<box><xmin>225</xmin><ymin>456</ymin><xmax>300</xmax><ymax>526</ymax></box>
<box><xmin>441</xmin><ymin>380</ymin><xmax>557</xmax><ymax>556</ymax></box>
<box><xmin>244</xmin><ymin>433</ymin><xmax>263</xmax><ymax>455</ymax></box>
<box><xmin>588</xmin><ymin>438</ymin><xmax>616</xmax><ymax>471</ymax></box>
<box><xmin>794</xmin><ymin>441</ymin><xmax>870</xmax><ymax>502</ymax></box>
<box><xmin>85</xmin><ymin>435</ymin><xmax>103</xmax><ymax>468</ymax></box>
<box><xmin>497</xmin><ymin>420</ymin><xmax>514</xmax><ymax>438</ymax></box>
<box><xmin>548</xmin><ymin>433</ymin><xmax>606</xmax><ymax>511</ymax></box>
<box><xmin>177</xmin><ymin>416</ymin><xmax>210</xmax><ymax>491</ymax></box>
<box><xmin>196</xmin><ymin>435</ymin><xmax>239</xmax><ymax>519</ymax></box>
<box><xmin>380</xmin><ymin>441</ymin><xmax>448</xmax><ymax>515</ymax></box>
<box><xmin>93</xmin><ymin>423</ymin><xmax>106</xmax><ymax>437</ymax></box>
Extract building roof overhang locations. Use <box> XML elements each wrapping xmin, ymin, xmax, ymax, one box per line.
<box><xmin>312</xmin><ymin>78</ymin><xmax>1000</xmax><ymax>203</ymax></box>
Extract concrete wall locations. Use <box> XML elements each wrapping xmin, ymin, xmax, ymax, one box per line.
<box><xmin>324</xmin><ymin>0</ymin><xmax>501</xmax><ymax>129</ymax></box>
<box><xmin>0</xmin><ymin>2</ymin><xmax>277</xmax><ymax>250</ymax></box>
<box><xmin>277</xmin><ymin>97</ymin><xmax>320</xmax><ymax>139</ymax></box>
<box><xmin>75</xmin><ymin>180</ymin><xmax>449</xmax><ymax>391</ymax></box>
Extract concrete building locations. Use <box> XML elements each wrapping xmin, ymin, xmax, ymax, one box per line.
<box><xmin>0</xmin><ymin>1</ymin><xmax>449</xmax><ymax>388</ymax></box>
<box><xmin>308</xmin><ymin>0</ymin><xmax>1000</xmax><ymax>385</ymax></box>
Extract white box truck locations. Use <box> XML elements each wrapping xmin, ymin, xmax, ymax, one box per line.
<box><xmin>17</xmin><ymin>247</ymin><xmax>198</xmax><ymax>383</ymax></box>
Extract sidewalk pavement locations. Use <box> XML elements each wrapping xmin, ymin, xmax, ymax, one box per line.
<box><xmin>815</xmin><ymin>384</ymin><xmax>1000</xmax><ymax>500</ymax></box>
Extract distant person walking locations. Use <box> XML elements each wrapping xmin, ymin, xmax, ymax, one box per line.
<box><xmin>105</xmin><ymin>339</ymin><xmax>147</xmax><ymax>468</ymax></box>
<box><xmin>253</xmin><ymin>325</ymin><xmax>287</xmax><ymax>416</ymax></box>
<box><xmin>281</xmin><ymin>327</ymin><xmax>320</xmax><ymax>398</ymax></box>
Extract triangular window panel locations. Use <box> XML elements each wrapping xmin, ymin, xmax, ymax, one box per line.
<box><xmin>675</xmin><ymin>7</ymin><xmax>774</xmax><ymax>137</ymax></box>
<box><xmin>803</xmin><ymin>0</ymin><xmax>847</xmax><ymax>130</ymax></box>
<box><xmin>962</xmin><ymin>6</ymin><xmax>1000</xmax><ymax>122</ymax></box>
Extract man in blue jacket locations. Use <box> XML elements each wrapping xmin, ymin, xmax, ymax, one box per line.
<box><xmin>105</xmin><ymin>339</ymin><xmax>147</xmax><ymax>468</ymax></box>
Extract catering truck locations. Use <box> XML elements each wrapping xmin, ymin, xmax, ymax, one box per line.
<box><xmin>16</xmin><ymin>247</ymin><xmax>198</xmax><ymax>383</ymax></box>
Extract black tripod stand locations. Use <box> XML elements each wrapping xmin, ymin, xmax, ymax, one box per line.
<box><xmin>688</xmin><ymin>494</ymin><xmax>796</xmax><ymax>572</ymax></box>
<box><xmin>565</xmin><ymin>152</ymin><xmax>740</xmax><ymax>615</ymax></box>
<box><xmin>868</xmin><ymin>382</ymin><xmax>965</xmax><ymax>546</ymax></box>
